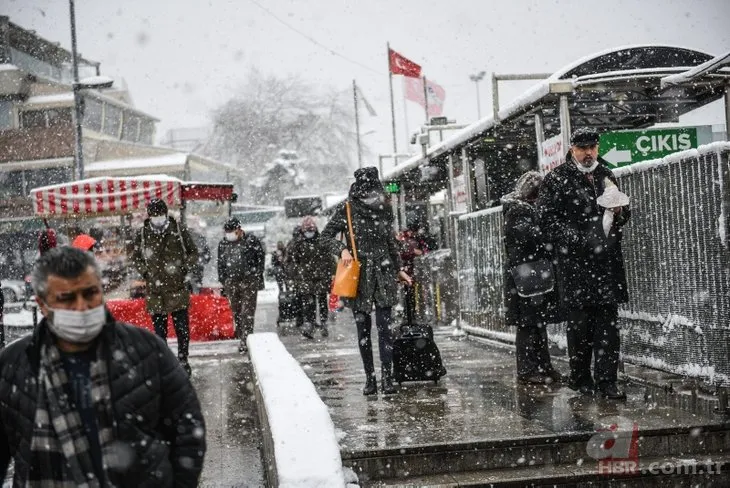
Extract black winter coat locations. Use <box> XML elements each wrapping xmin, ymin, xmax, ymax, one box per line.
<box><xmin>0</xmin><ymin>314</ymin><xmax>206</xmax><ymax>487</ymax></box>
<box><xmin>503</xmin><ymin>197</ymin><xmax>561</xmax><ymax>326</ymax></box>
<box><xmin>217</xmin><ymin>234</ymin><xmax>265</xmax><ymax>290</ymax></box>
<box><xmin>321</xmin><ymin>199</ymin><xmax>402</xmax><ymax>313</ymax></box>
<box><xmin>536</xmin><ymin>154</ymin><xmax>630</xmax><ymax>308</ymax></box>
<box><xmin>285</xmin><ymin>231</ymin><xmax>335</xmax><ymax>295</ymax></box>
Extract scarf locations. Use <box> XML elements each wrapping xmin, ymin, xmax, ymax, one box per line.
<box><xmin>573</xmin><ymin>157</ymin><xmax>599</xmax><ymax>174</ymax></box>
<box><xmin>27</xmin><ymin>336</ymin><xmax>116</xmax><ymax>488</ymax></box>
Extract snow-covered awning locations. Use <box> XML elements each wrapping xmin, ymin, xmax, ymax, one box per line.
<box><xmin>30</xmin><ymin>175</ymin><xmax>183</xmax><ymax>218</ymax></box>
<box><xmin>84</xmin><ymin>153</ymin><xmax>188</xmax><ymax>176</ymax></box>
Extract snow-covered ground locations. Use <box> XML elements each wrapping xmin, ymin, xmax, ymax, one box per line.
<box><xmin>257</xmin><ymin>280</ymin><xmax>280</xmax><ymax>305</ymax></box>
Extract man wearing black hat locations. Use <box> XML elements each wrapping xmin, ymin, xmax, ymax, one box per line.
<box><xmin>536</xmin><ymin>127</ymin><xmax>631</xmax><ymax>400</ymax></box>
<box><xmin>132</xmin><ymin>198</ymin><xmax>199</xmax><ymax>375</ymax></box>
<box><xmin>217</xmin><ymin>218</ymin><xmax>265</xmax><ymax>353</ymax></box>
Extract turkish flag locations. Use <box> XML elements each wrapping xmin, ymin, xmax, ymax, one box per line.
<box><xmin>404</xmin><ymin>77</ymin><xmax>446</xmax><ymax>116</ymax></box>
<box><xmin>389</xmin><ymin>49</ymin><xmax>422</xmax><ymax>78</ymax></box>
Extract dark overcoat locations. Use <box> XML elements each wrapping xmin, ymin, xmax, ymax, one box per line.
<box><xmin>536</xmin><ymin>154</ymin><xmax>630</xmax><ymax>308</ymax></box>
<box><xmin>321</xmin><ymin>199</ymin><xmax>402</xmax><ymax>313</ymax></box>
<box><xmin>0</xmin><ymin>313</ymin><xmax>206</xmax><ymax>487</ymax></box>
<box><xmin>502</xmin><ymin>197</ymin><xmax>561</xmax><ymax>326</ymax></box>
<box><xmin>285</xmin><ymin>230</ymin><xmax>335</xmax><ymax>295</ymax></box>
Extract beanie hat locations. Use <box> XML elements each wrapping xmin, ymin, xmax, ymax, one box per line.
<box><xmin>147</xmin><ymin>198</ymin><xmax>168</xmax><ymax>216</ymax></box>
<box><xmin>301</xmin><ymin>216</ymin><xmax>317</xmax><ymax>232</ymax></box>
<box><xmin>349</xmin><ymin>166</ymin><xmax>383</xmax><ymax>198</ymax></box>
<box><xmin>223</xmin><ymin>217</ymin><xmax>241</xmax><ymax>232</ymax></box>
<box><xmin>71</xmin><ymin>234</ymin><xmax>97</xmax><ymax>252</ymax></box>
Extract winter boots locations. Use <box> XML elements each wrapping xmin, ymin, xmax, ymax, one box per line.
<box><xmin>363</xmin><ymin>374</ymin><xmax>377</xmax><ymax>396</ymax></box>
<box><xmin>381</xmin><ymin>365</ymin><xmax>396</xmax><ymax>395</ymax></box>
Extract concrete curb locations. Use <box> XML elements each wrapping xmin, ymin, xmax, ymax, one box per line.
<box><xmin>248</xmin><ymin>332</ymin><xmax>347</xmax><ymax>487</ymax></box>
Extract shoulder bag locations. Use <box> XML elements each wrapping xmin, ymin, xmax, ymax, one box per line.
<box><xmin>509</xmin><ymin>259</ymin><xmax>555</xmax><ymax>297</ymax></box>
<box><xmin>332</xmin><ymin>202</ymin><xmax>361</xmax><ymax>298</ymax></box>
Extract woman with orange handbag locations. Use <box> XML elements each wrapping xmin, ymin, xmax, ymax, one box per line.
<box><xmin>321</xmin><ymin>167</ymin><xmax>412</xmax><ymax>396</ymax></box>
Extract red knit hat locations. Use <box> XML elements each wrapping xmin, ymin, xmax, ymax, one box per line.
<box><xmin>72</xmin><ymin>234</ymin><xmax>97</xmax><ymax>251</ymax></box>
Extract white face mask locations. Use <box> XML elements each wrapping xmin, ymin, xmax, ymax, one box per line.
<box><xmin>150</xmin><ymin>216</ymin><xmax>168</xmax><ymax>227</ymax></box>
<box><xmin>225</xmin><ymin>232</ymin><xmax>238</xmax><ymax>242</ymax></box>
<box><xmin>303</xmin><ymin>231</ymin><xmax>316</xmax><ymax>239</ymax></box>
<box><xmin>361</xmin><ymin>196</ymin><xmax>380</xmax><ymax>206</ymax></box>
<box><xmin>46</xmin><ymin>303</ymin><xmax>106</xmax><ymax>343</ymax></box>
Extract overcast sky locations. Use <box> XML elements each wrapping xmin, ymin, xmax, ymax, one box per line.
<box><xmin>5</xmin><ymin>0</ymin><xmax>730</xmax><ymax>164</ymax></box>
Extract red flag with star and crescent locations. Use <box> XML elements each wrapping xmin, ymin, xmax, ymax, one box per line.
<box><xmin>389</xmin><ymin>49</ymin><xmax>422</xmax><ymax>78</ymax></box>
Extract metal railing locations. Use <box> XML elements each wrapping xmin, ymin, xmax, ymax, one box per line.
<box><xmin>456</xmin><ymin>143</ymin><xmax>730</xmax><ymax>386</ymax></box>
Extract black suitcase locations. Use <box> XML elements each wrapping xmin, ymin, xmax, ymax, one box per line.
<box><xmin>392</xmin><ymin>291</ymin><xmax>447</xmax><ymax>384</ymax></box>
<box><xmin>277</xmin><ymin>291</ymin><xmax>299</xmax><ymax>325</ymax></box>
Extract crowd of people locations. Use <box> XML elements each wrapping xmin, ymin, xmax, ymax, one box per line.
<box><xmin>0</xmin><ymin>124</ymin><xmax>632</xmax><ymax>484</ymax></box>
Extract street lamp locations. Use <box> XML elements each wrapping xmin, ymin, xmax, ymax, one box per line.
<box><xmin>469</xmin><ymin>71</ymin><xmax>486</xmax><ymax>120</ymax></box>
<box><xmin>69</xmin><ymin>0</ymin><xmax>113</xmax><ymax>180</ymax></box>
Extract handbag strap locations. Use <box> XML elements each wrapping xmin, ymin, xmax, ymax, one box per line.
<box><xmin>346</xmin><ymin>201</ymin><xmax>358</xmax><ymax>261</ymax></box>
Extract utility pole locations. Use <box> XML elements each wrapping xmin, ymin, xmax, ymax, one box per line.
<box><xmin>69</xmin><ymin>0</ymin><xmax>84</xmax><ymax>180</ymax></box>
<box><xmin>469</xmin><ymin>71</ymin><xmax>486</xmax><ymax>120</ymax></box>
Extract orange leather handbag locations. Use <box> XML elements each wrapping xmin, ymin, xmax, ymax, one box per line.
<box><xmin>332</xmin><ymin>202</ymin><xmax>361</xmax><ymax>298</ymax></box>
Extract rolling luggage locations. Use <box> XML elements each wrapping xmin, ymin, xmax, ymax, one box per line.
<box><xmin>392</xmin><ymin>288</ymin><xmax>447</xmax><ymax>384</ymax></box>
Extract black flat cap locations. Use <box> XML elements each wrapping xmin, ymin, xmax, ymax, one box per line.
<box><xmin>570</xmin><ymin>127</ymin><xmax>600</xmax><ymax>147</ymax></box>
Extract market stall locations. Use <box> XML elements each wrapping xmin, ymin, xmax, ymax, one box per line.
<box><xmin>30</xmin><ymin>175</ymin><xmax>236</xmax><ymax>341</ymax></box>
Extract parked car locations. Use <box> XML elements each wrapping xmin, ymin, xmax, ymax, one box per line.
<box><xmin>1</xmin><ymin>279</ymin><xmax>26</xmax><ymax>304</ymax></box>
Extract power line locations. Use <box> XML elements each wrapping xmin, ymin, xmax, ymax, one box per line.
<box><xmin>246</xmin><ymin>0</ymin><xmax>382</xmax><ymax>76</ymax></box>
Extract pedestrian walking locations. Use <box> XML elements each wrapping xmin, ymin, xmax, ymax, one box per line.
<box><xmin>321</xmin><ymin>167</ymin><xmax>412</xmax><ymax>396</ymax></box>
<box><xmin>502</xmin><ymin>171</ymin><xmax>562</xmax><ymax>385</ymax></box>
<box><xmin>217</xmin><ymin>217</ymin><xmax>265</xmax><ymax>353</ymax></box>
<box><xmin>0</xmin><ymin>246</ymin><xmax>206</xmax><ymax>486</ymax></box>
<box><xmin>271</xmin><ymin>241</ymin><xmax>287</xmax><ymax>292</ymax></box>
<box><xmin>536</xmin><ymin>127</ymin><xmax>631</xmax><ymax>399</ymax></box>
<box><xmin>285</xmin><ymin>216</ymin><xmax>335</xmax><ymax>339</ymax></box>
<box><xmin>131</xmin><ymin>198</ymin><xmax>199</xmax><ymax>376</ymax></box>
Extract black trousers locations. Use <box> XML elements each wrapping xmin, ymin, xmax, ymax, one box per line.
<box><xmin>152</xmin><ymin>308</ymin><xmax>190</xmax><ymax>362</ymax></box>
<box><xmin>354</xmin><ymin>307</ymin><xmax>393</xmax><ymax>377</ymax></box>
<box><xmin>515</xmin><ymin>324</ymin><xmax>553</xmax><ymax>377</ymax></box>
<box><xmin>566</xmin><ymin>304</ymin><xmax>620</xmax><ymax>387</ymax></box>
<box><xmin>301</xmin><ymin>292</ymin><xmax>328</xmax><ymax>327</ymax></box>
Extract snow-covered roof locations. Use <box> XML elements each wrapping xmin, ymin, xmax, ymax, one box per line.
<box><xmin>0</xmin><ymin>64</ymin><xmax>19</xmax><ymax>72</ymax></box>
<box><xmin>85</xmin><ymin>153</ymin><xmax>188</xmax><ymax>174</ymax></box>
<box><xmin>24</xmin><ymin>93</ymin><xmax>75</xmax><ymax>105</ymax></box>
<box><xmin>661</xmin><ymin>50</ymin><xmax>730</xmax><ymax>87</ymax></box>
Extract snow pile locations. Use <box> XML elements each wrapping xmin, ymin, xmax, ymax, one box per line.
<box><xmin>247</xmin><ymin>333</ymin><xmax>348</xmax><ymax>488</ymax></box>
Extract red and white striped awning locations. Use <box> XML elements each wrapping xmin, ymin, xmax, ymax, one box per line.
<box><xmin>30</xmin><ymin>176</ymin><xmax>183</xmax><ymax>217</ymax></box>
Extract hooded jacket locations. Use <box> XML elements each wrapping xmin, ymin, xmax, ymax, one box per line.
<box><xmin>0</xmin><ymin>313</ymin><xmax>206</xmax><ymax>487</ymax></box>
<box><xmin>536</xmin><ymin>153</ymin><xmax>630</xmax><ymax>307</ymax></box>
<box><xmin>321</xmin><ymin>196</ymin><xmax>402</xmax><ymax>313</ymax></box>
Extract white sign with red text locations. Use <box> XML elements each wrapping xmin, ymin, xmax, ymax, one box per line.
<box><xmin>540</xmin><ymin>134</ymin><xmax>565</xmax><ymax>173</ymax></box>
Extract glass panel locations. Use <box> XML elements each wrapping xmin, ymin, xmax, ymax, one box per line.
<box><xmin>82</xmin><ymin>97</ymin><xmax>103</xmax><ymax>132</ymax></box>
<box><xmin>121</xmin><ymin>113</ymin><xmax>139</xmax><ymax>141</ymax></box>
<box><xmin>23</xmin><ymin>166</ymin><xmax>73</xmax><ymax>191</ymax></box>
<box><xmin>19</xmin><ymin>110</ymin><xmax>47</xmax><ymax>128</ymax></box>
<box><xmin>46</xmin><ymin>108</ymin><xmax>73</xmax><ymax>126</ymax></box>
<box><xmin>138</xmin><ymin>119</ymin><xmax>154</xmax><ymax>144</ymax></box>
<box><xmin>102</xmin><ymin>103</ymin><xmax>121</xmax><ymax>137</ymax></box>
<box><xmin>0</xmin><ymin>101</ymin><xmax>12</xmax><ymax>129</ymax></box>
<box><xmin>0</xmin><ymin>171</ymin><xmax>25</xmax><ymax>198</ymax></box>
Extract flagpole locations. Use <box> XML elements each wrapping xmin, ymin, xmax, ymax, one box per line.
<box><xmin>387</xmin><ymin>42</ymin><xmax>398</xmax><ymax>156</ymax></box>
<box><xmin>353</xmin><ymin>79</ymin><xmax>362</xmax><ymax>169</ymax></box>
<box><xmin>401</xmin><ymin>77</ymin><xmax>410</xmax><ymax>152</ymax></box>
<box><xmin>422</xmin><ymin>75</ymin><xmax>429</xmax><ymax>123</ymax></box>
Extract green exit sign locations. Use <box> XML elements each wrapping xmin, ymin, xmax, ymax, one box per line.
<box><xmin>384</xmin><ymin>182</ymin><xmax>400</xmax><ymax>194</ymax></box>
<box><xmin>599</xmin><ymin>127</ymin><xmax>698</xmax><ymax>167</ymax></box>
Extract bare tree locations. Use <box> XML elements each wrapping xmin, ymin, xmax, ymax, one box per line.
<box><xmin>203</xmin><ymin>69</ymin><xmax>358</xmax><ymax>204</ymax></box>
